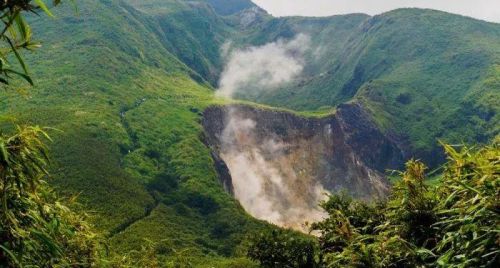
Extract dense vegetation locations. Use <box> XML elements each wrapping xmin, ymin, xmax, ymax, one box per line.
<box><xmin>0</xmin><ymin>126</ymin><xmax>100</xmax><ymax>266</ymax></box>
<box><xmin>1</xmin><ymin>0</ymin><xmax>498</xmax><ymax>266</ymax></box>
<box><xmin>248</xmin><ymin>142</ymin><xmax>500</xmax><ymax>267</ymax></box>
<box><xmin>1</xmin><ymin>0</ymin><xmax>273</xmax><ymax>266</ymax></box>
<box><xmin>0</xmin><ymin>1</ymin><xmax>95</xmax><ymax>266</ymax></box>
<box><xmin>205</xmin><ymin>0</ymin><xmax>257</xmax><ymax>16</ymax></box>
<box><xmin>239</xmin><ymin>9</ymin><xmax>500</xmax><ymax>166</ymax></box>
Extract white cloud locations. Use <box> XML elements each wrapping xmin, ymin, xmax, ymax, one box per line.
<box><xmin>252</xmin><ymin>0</ymin><xmax>500</xmax><ymax>23</ymax></box>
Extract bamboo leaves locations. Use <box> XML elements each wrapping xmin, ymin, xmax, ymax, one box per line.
<box><xmin>307</xmin><ymin>142</ymin><xmax>499</xmax><ymax>267</ymax></box>
<box><xmin>0</xmin><ymin>126</ymin><xmax>101</xmax><ymax>267</ymax></box>
<box><xmin>0</xmin><ymin>0</ymin><xmax>62</xmax><ymax>87</ymax></box>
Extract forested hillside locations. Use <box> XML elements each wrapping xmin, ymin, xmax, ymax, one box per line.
<box><xmin>235</xmin><ymin>9</ymin><xmax>500</xmax><ymax>166</ymax></box>
<box><xmin>2</xmin><ymin>0</ymin><xmax>273</xmax><ymax>266</ymax></box>
<box><xmin>1</xmin><ymin>0</ymin><xmax>498</xmax><ymax>266</ymax></box>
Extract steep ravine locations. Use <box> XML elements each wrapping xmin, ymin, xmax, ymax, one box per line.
<box><xmin>109</xmin><ymin>97</ymin><xmax>160</xmax><ymax>237</ymax></box>
<box><xmin>202</xmin><ymin>103</ymin><xmax>406</xmax><ymax>229</ymax></box>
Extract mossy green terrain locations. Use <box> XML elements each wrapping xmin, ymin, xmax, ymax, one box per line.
<box><xmin>238</xmin><ymin>9</ymin><xmax>500</xmax><ymax>165</ymax></box>
<box><xmin>0</xmin><ymin>0</ymin><xmax>274</xmax><ymax>265</ymax></box>
<box><xmin>1</xmin><ymin>0</ymin><xmax>498</xmax><ymax>265</ymax></box>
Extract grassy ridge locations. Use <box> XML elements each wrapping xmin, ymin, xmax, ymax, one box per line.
<box><xmin>125</xmin><ymin>0</ymin><xmax>235</xmax><ymax>85</ymax></box>
<box><xmin>204</xmin><ymin>0</ymin><xmax>257</xmax><ymax>16</ymax></box>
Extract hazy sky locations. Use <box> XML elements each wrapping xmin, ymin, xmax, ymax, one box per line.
<box><xmin>251</xmin><ymin>0</ymin><xmax>500</xmax><ymax>23</ymax></box>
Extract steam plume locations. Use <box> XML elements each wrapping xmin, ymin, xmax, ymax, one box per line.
<box><xmin>217</xmin><ymin>34</ymin><xmax>310</xmax><ymax>98</ymax></box>
<box><xmin>220</xmin><ymin>108</ymin><xmax>327</xmax><ymax>231</ymax></box>
<box><xmin>215</xmin><ymin>34</ymin><xmax>327</xmax><ymax>231</ymax></box>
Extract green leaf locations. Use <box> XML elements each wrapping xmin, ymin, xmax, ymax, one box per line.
<box><xmin>31</xmin><ymin>229</ymin><xmax>63</xmax><ymax>255</ymax></box>
<box><xmin>416</xmin><ymin>248</ymin><xmax>437</xmax><ymax>257</ymax></box>
<box><xmin>0</xmin><ymin>245</ymin><xmax>22</xmax><ymax>268</ymax></box>
<box><xmin>5</xmin><ymin>37</ymin><xmax>32</xmax><ymax>84</ymax></box>
<box><xmin>4</xmin><ymin>69</ymin><xmax>33</xmax><ymax>85</ymax></box>
<box><xmin>14</xmin><ymin>13</ymin><xmax>31</xmax><ymax>42</ymax></box>
<box><xmin>0</xmin><ymin>141</ymin><xmax>9</xmax><ymax>163</ymax></box>
<box><xmin>34</xmin><ymin>0</ymin><xmax>54</xmax><ymax>17</ymax></box>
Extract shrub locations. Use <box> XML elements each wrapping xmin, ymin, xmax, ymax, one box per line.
<box><xmin>247</xmin><ymin>229</ymin><xmax>320</xmax><ymax>268</ymax></box>
<box><xmin>432</xmin><ymin>142</ymin><xmax>499</xmax><ymax>267</ymax></box>
<box><xmin>312</xmin><ymin>142</ymin><xmax>499</xmax><ymax>267</ymax></box>
<box><xmin>251</xmin><ymin>142</ymin><xmax>499</xmax><ymax>267</ymax></box>
<box><xmin>0</xmin><ymin>126</ymin><xmax>101</xmax><ymax>267</ymax></box>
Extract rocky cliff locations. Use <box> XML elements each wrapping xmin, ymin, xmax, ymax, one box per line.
<box><xmin>202</xmin><ymin>103</ymin><xmax>405</xmax><ymax>229</ymax></box>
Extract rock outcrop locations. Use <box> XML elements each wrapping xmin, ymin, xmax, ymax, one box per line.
<box><xmin>202</xmin><ymin>103</ymin><xmax>405</xmax><ymax>229</ymax></box>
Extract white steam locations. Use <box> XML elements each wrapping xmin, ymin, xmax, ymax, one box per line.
<box><xmin>216</xmin><ymin>34</ymin><xmax>325</xmax><ymax>232</ymax></box>
<box><xmin>217</xmin><ymin>34</ymin><xmax>310</xmax><ymax>98</ymax></box>
<box><xmin>220</xmin><ymin>108</ymin><xmax>327</xmax><ymax>231</ymax></box>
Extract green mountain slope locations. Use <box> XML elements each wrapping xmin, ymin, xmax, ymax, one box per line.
<box><xmin>241</xmin><ymin>9</ymin><xmax>500</xmax><ymax>165</ymax></box>
<box><xmin>205</xmin><ymin>0</ymin><xmax>257</xmax><ymax>16</ymax></box>
<box><xmin>1</xmin><ymin>0</ymin><xmax>270</xmax><ymax>265</ymax></box>
<box><xmin>1</xmin><ymin>1</ymin><xmax>498</xmax><ymax>265</ymax></box>
<box><xmin>125</xmin><ymin>0</ymin><xmax>255</xmax><ymax>85</ymax></box>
